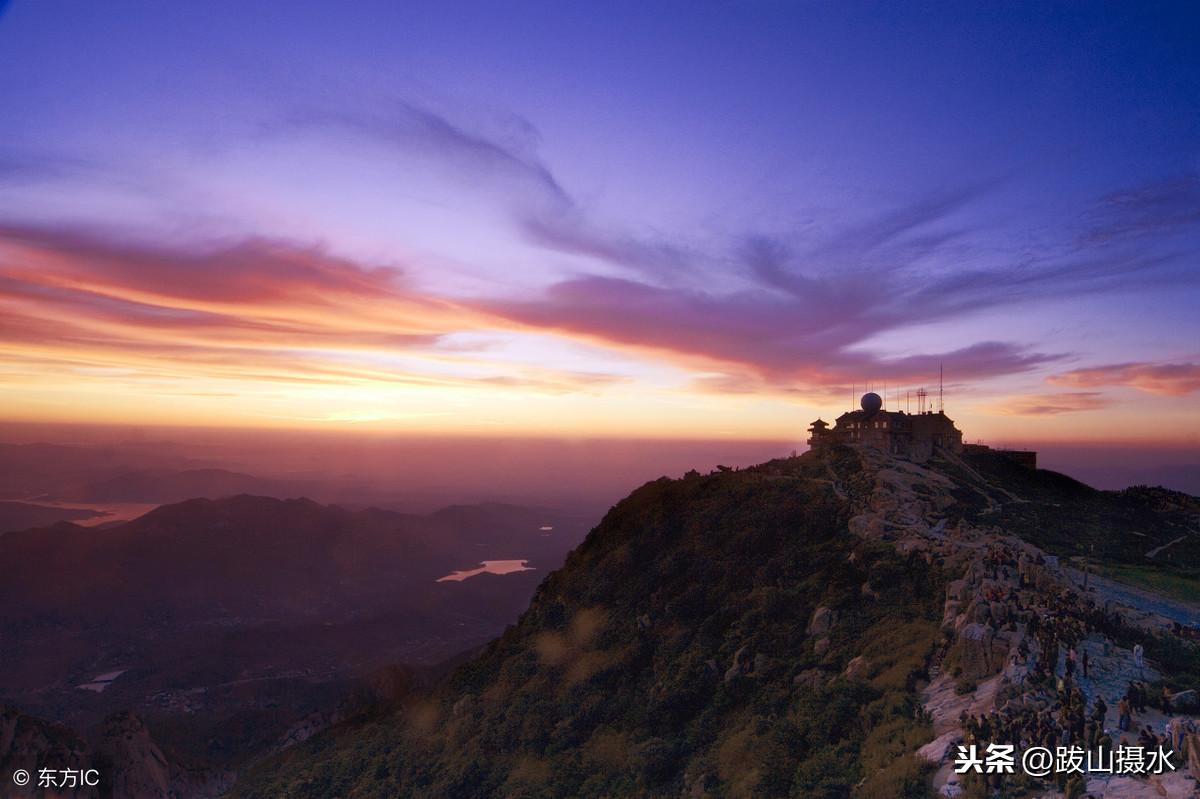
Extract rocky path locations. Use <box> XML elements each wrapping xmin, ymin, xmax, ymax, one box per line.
<box><xmin>1067</xmin><ymin>568</ymin><xmax>1200</xmax><ymax>629</ymax></box>
<box><xmin>835</xmin><ymin>447</ymin><xmax>1200</xmax><ymax>799</ymax></box>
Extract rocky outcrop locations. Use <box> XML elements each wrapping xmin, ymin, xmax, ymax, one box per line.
<box><xmin>723</xmin><ymin>645</ymin><xmax>752</xmax><ymax>683</ymax></box>
<box><xmin>843</xmin><ymin>655</ymin><xmax>871</xmax><ymax>681</ymax></box>
<box><xmin>1171</xmin><ymin>689</ymin><xmax>1199</xmax><ymax>713</ymax></box>
<box><xmin>830</xmin><ymin>445</ymin><xmax>1200</xmax><ymax>799</ymax></box>
<box><xmin>0</xmin><ymin>707</ymin><xmax>94</xmax><ymax>798</ymax></box>
<box><xmin>0</xmin><ymin>707</ymin><xmax>195</xmax><ymax>799</ymax></box>
<box><xmin>95</xmin><ymin>712</ymin><xmax>170</xmax><ymax>799</ymax></box>
<box><xmin>273</xmin><ymin>709</ymin><xmax>344</xmax><ymax>752</ymax></box>
<box><xmin>806</xmin><ymin>606</ymin><xmax>836</xmax><ymax>636</ymax></box>
<box><xmin>955</xmin><ymin>622</ymin><xmax>997</xmax><ymax>680</ymax></box>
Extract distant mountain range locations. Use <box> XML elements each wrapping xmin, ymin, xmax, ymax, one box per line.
<box><xmin>0</xmin><ymin>494</ymin><xmax>593</xmax><ymax>794</ymax></box>
<box><xmin>62</xmin><ymin>467</ymin><xmax>310</xmax><ymax>504</ymax></box>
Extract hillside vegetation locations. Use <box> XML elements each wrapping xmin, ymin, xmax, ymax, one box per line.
<box><xmin>233</xmin><ymin>446</ymin><xmax>1200</xmax><ymax>798</ymax></box>
<box><xmin>235</xmin><ymin>456</ymin><xmax>946</xmax><ymax>798</ymax></box>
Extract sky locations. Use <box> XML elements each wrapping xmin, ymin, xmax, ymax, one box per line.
<box><xmin>0</xmin><ymin>1</ymin><xmax>1197</xmax><ymax>448</ymax></box>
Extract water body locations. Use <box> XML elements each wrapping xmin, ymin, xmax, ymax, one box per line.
<box><xmin>66</xmin><ymin>503</ymin><xmax>159</xmax><ymax>526</ymax></box>
<box><xmin>437</xmin><ymin>560</ymin><xmax>534</xmax><ymax>583</ymax></box>
<box><xmin>20</xmin><ymin>499</ymin><xmax>159</xmax><ymax>527</ymax></box>
<box><xmin>77</xmin><ymin>669</ymin><xmax>127</xmax><ymax>693</ymax></box>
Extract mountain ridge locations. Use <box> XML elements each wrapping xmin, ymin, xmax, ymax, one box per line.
<box><xmin>231</xmin><ymin>444</ymin><xmax>1200</xmax><ymax>799</ymax></box>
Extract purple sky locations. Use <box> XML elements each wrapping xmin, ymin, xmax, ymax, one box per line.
<box><xmin>0</xmin><ymin>1</ymin><xmax>1197</xmax><ymax>446</ymax></box>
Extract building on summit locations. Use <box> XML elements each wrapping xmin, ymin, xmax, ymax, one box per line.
<box><xmin>807</xmin><ymin>391</ymin><xmax>964</xmax><ymax>463</ymax></box>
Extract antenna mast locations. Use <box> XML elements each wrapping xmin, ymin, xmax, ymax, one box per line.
<box><xmin>939</xmin><ymin>363</ymin><xmax>944</xmax><ymax>412</ymax></box>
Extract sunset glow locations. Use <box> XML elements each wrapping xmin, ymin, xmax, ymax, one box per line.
<box><xmin>0</xmin><ymin>2</ymin><xmax>1197</xmax><ymax>447</ymax></box>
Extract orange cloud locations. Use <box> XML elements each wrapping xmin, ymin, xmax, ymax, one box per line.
<box><xmin>985</xmin><ymin>392</ymin><xmax>1111</xmax><ymax>416</ymax></box>
<box><xmin>1048</xmin><ymin>362</ymin><xmax>1200</xmax><ymax>397</ymax></box>
<box><xmin>0</xmin><ymin>226</ymin><xmax>623</xmax><ymax>400</ymax></box>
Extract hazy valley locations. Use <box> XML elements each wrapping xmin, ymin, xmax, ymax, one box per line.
<box><xmin>0</xmin><ymin>444</ymin><xmax>599</xmax><ymax>795</ymax></box>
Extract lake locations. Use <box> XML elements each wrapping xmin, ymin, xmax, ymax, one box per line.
<box><xmin>437</xmin><ymin>559</ymin><xmax>534</xmax><ymax>582</ymax></box>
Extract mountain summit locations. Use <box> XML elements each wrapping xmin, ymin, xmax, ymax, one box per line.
<box><xmin>233</xmin><ymin>445</ymin><xmax>1200</xmax><ymax>799</ymax></box>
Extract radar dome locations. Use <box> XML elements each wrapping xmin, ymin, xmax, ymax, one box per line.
<box><xmin>860</xmin><ymin>392</ymin><xmax>883</xmax><ymax>413</ymax></box>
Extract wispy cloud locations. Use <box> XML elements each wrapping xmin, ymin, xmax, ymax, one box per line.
<box><xmin>480</xmin><ymin>272</ymin><xmax>1063</xmax><ymax>385</ymax></box>
<box><xmin>987</xmin><ymin>392</ymin><xmax>1112</xmax><ymax>416</ymax></box>
<box><xmin>0</xmin><ymin>224</ymin><xmax>621</xmax><ymax>395</ymax></box>
<box><xmin>289</xmin><ymin>108</ymin><xmax>1184</xmax><ymax>388</ymax></box>
<box><xmin>271</xmin><ymin>100</ymin><xmax>713</xmax><ymax>284</ymax></box>
<box><xmin>270</xmin><ymin>101</ymin><xmax>571</xmax><ymax>209</ymax></box>
<box><xmin>1080</xmin><ymin>175</ymin><xmax>1200</xmax><ymax>245</ymax></box>
<box><xmin>479</xmin><ymin>179</ymin><xmax>1192</xmax><ymax>386</ymax></box>
<box><xmin>1049</xmin><ymin>362</ymin><xmax>1200</xmax><ymax>396</ymax></box>
<box><xmin>2</xmin><ymin>99</ymin><xmax>1197</xmax><ymax>410</ymax></box>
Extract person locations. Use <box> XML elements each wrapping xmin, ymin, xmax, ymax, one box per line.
<box><xmin>1139</xmin><ymin>724</ymin><xmax>1160</xmax><ymax>748</ymax></box>
<box><xmin>1161</xmin><ymin>685</ymin><xmax>1173</xmax><ymax>716</ymax></box>
<box><xmin>1133</xmin><ymin>642</ymin><xmax>1145</xmax><ymax>677</ymax></box>
<box><xmin>1130</xmin><ymin>681</ymin><xmax>1146</xmax><ymax>713</ymax></box>
<box><xmin>1167</xmin><ymin>717</ymin><xmax>1184</xmax><ymax>753</ymax></box>
<box><xmin>1118</xmin><ymin>697</ymin><xmax>1132</xmax><ymax>732</ymax></box>
<box><xmin>1186</xmin><ymin>723</ymin><xmax>1200</xmax><ymax>781</ymax></box>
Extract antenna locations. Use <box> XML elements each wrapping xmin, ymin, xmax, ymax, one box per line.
<box><xmin>939</xmin><ymin>363</ymin><xmax>944</xmax><ymax>412</ymax></box>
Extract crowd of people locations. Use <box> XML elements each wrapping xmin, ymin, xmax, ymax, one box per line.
<box><xmin>954</xmin><ymin>541</ymin><xmax>1200</xmax><ymax>795</ymax></box>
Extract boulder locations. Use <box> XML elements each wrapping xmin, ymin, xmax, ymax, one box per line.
<box><xmin>274</xmin><ymin>709</ymin><xmax>342</xmax><ymax>751</ymax></box>
<box><xmin>843</xmin><ymin>655</ymin><xmax>871</xmax><ymax>681</ymax></box>
<box><xmin>847</xmin><ymin>515</ymin><xmax>873</xmax><ymax>537</ymax></box>
<box><xmin>956</xmin><ymin>623</ymin><xmax>997</xmax><ymax>680</ymax></box>
<box><xmin>724</xmin><ymin>645</ymin><xmax>751</xmax><ymax>684</ymax></box>
<box><xmin>807</xmin><ymin>607</ymin><xmax>837</xmax><ymax>636</ymax></box>
<box><xmin>95</xmin><ymin>712</ymin><xmax>171</xmax><ymax>799</ymax></box>
<box><xmin>941</xmin><ymin>599</ymin><xmax>961</xmax><ymax>631</ymax></box>
<box><xmin>1170</xmin><ymin>689</ymin><xmax>1198</xmax><ymax>712</ymax></box>
<box><xmin>918</xmin><ymin>730</ymin><xmax>961</xmax><ymax>764</ymax></box>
